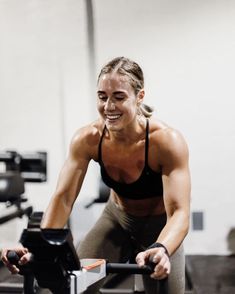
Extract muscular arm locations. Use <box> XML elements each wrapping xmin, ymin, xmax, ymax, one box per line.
<box><xmin>157</xmin><ymin>128</ymin><xmax>191</xmax><ymax>255</ymax></box>
<box><xmin>41</xmin><ymin>128</ymin><xmax>92</xmax><ymax>228</ymax></box>
<box><xmin>136</xmin><ymin>128</ymin><xmax>190</xmax><ymax>279</ymax></box>
<box><xmin>136</xmin><ymin>127</ymin><xmax>190</xmax><ymax>279</ymax></box>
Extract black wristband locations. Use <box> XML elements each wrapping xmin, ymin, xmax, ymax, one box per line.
<box><xmin>147</xmin><ymin>242</ymin><xmax>170</xmax><ymax>257</ymax></box>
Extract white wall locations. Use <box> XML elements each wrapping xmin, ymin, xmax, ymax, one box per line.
<box><xmin>0</xmin><ymin>0</ymin><xmax>99</xmax><ymax>246</ymax></box>
<box><xmin>1</xmin><ymin>0</ymin><xmax>235</xmax><ymax>255</ymax></box>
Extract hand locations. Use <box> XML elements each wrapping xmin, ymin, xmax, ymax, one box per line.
<box><xmin>136</xmin><ymin>247</ymin><xmax>171</xmax><ymax>280</ymax></box>
<box><xmin>1</xmin><ymin>246</ymin><xmax>31</xmax><ymax>274</ymax></box>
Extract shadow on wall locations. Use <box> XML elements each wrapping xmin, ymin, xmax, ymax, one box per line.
<box><xmin>227</xmin><ymin>228</ymin><xmax>235</xmax><ymax>255</ymax></box>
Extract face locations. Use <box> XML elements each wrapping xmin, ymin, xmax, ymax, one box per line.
<box><xmin>97</xmin><ymin>73</ymin><xmax>143</xmax><ymax>131</ymax></box>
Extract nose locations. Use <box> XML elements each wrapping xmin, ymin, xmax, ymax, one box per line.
<box><xmin>104</xmin><ymin>99</ymin><xmax>115</xmax><ymax>111</ymax></box>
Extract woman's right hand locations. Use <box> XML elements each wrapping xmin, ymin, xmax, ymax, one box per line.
<box><xmin>1</xmin><ymin>246</ymin><xmax>31</xmax><ymax>274</ymax></box>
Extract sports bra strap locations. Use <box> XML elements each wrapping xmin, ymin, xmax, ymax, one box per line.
<box><xmin>98</xmin><ymin>124</ymin><xmax>106</xmax><ymax>163</ymax></box>
<box><xmin>145</xmin><ymin>119</ymin><xmax>149</xmax><ymax>166</ymax></box>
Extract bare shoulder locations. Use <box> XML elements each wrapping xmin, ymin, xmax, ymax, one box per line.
<box><xmin>149</xmin><ymin>117</ymin><xmax>189</xmax><ymax>163</ymax></box>
<box><xmin>69</xmin><ymin>119</ymin><xmax>104</xmax><ymax>160</ymax></box>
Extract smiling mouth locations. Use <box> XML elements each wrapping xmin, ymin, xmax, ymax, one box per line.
<box><xmin>106</xmin><ymin>114</ymin><xmax>122</xmax><ymax>121</ymax></box>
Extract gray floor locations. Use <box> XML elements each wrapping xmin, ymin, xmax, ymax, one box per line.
<box><xmin>185</xmin><ymin>255</ymin><xmax>235</xmax><ymax>294</ymax></box>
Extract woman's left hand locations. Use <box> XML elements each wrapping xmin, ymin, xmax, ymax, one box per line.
<box><xmin>136</xmin><ymin>247</ymin><xmax>170</xmax><ymax>279</ymax></box>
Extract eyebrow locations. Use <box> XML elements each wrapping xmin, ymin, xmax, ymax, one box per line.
<box><xmin>113</xmin><ymin>91</ymin><xmax>126</xmax><ymax>95</ymax></box>
<box><xmin>97</xmin><ymin>90</ymin><xmax>126</xmax><ymax>94</ymax></box>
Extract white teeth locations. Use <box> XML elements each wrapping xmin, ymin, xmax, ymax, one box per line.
<box><xmin>106</xmin><ymin>115</ymin><xmax>121</xmax><ymax>120</ymax></box>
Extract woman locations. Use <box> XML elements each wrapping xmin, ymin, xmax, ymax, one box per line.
<box><xmin>2</xmin><ymin>57</ymin><xmax>191</xmax><ymax>294</ymax></box>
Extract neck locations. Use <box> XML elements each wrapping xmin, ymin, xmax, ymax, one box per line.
<box><xmin>106</xmin><ymin>117</ymin><xmax>146</xmax><ymax>144</ymax></box>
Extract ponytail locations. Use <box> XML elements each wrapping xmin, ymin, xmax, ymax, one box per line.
<box><xmin>139</xmin><ymin>103</ymin><xmax>154</xmax><ymax>118</ymax></box>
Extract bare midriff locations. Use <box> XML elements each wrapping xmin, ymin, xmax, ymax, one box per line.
<box><xmin>111</xmin><ymin>190</ymin><xmax>166</xmax><ymax>217</ymax></box>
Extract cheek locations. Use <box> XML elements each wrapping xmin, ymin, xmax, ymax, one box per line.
<box><xmin>97</xmin><ymin>101</ymin><xmax>104</xmax><ymax>114</ymax></box>
<box><xmin>123</xmin><ymin>99</ymin><xmax>137</xmax><ymax>114</ymax></box>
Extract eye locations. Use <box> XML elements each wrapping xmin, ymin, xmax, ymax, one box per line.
<box><xmin>98</xmin><ymin>93</ymin><xmax>107</xmax><ymax>100</ymax></box>
<box><xmin>114</xmin><ymin>94</ymin><xmax>125</xmax><ymax>100</ymax></box>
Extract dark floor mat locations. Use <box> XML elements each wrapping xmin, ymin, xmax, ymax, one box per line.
<box><xmin>186</xmin><ymin>255</ymin><xmax>235</xmax><ymax>294</ymax></box>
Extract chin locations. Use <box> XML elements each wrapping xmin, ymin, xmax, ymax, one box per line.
<box><xmin>106</xmin><ymin>124</ymin><xmax>120</xmax><ymax>132</ymax></box>
<box><xmin>105</xmin><ymin>120</ymin><xmax>122</xmax><ymax>131</ymax></box>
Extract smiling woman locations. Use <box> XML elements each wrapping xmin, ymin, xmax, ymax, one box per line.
<box><xmin>2</xmin><ymin>56</ymin><xmax>191</xmax><ymax>294</ymax></box>
<box><xmin>96</xmin><ymin>58</ymin><xmax>154</xmax><ymax>135</ymax></box>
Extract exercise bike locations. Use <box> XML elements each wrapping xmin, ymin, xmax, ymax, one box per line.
<box><xmin>7</xmin><ymin>215</ymin><xmax>168</xmax><ymax>294</ymax></box>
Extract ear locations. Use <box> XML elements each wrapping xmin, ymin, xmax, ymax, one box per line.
<box><xmin>137</xmin><ymin>89</ymin><xmax>145</xmax><ymax>104</ymax></box>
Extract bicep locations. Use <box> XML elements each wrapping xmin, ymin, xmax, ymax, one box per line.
<box><xmin>162</xmin><ymin>166</ymin><xmax>191</xmax><ymax>216</ymax></box>
<box><xmin>54</xmin><ymin>135</ymin><xmax>91</xmax><ymax>207</ymax></box>
<box><xmin>161</xmin><ymin>132</ymin><xmax>191</xmax><ymax>216</ymax></box>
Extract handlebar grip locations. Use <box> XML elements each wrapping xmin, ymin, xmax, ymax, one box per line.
<box><xmin>7</xmin><ymin>251</ymin><xmax>20</xmax><ymax>265</ymax></box>
<box><xmin>6</xmin><ymin>251</ymin><xmax>32</xmax><ymax>276</ymax></box>
<box><xmin>106</xmin><ymin>262</ymin><xmax>168</xmax><ymax>293</ymax></box>
<box><xmin>106</xmin><ymin>262</ymin><xmax>155</xmax><ymax>274</ymax></box>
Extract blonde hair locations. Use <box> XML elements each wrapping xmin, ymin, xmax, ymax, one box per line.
<box><xmin>139</xmin><ymin>103</ymin><xmax>154</xmax><ymax>118</ymax></box>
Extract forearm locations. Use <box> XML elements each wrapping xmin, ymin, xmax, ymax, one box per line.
<box><xmin>41</xmin><ymin>195</ymin><xmax>72</xmax><ymax>228</ymax></box>
<box><xmin>156</xmin><ymin>209</ymin><xmax>190</xmax><ymax>256</ymax></box>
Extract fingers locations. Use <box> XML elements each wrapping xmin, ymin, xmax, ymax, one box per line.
<box><xmin>1</xmin><ymin>250</ymin><xmax>20</xmax><ymax>274</ymax></box>
<box><xmin>136</xmin><ymin>248</ymin><xmax>171</xmax><ymax>280</ymax></box>
<box><xmin>6</xmin><ymin>263</ymin><xmax>20</xmax><ymax>274</ymax></box>
<box><xmin>150</xmin><ymin>251</ymin><xmax>170</xmax><ymax>280</ymax></box>
<box><xmin>1</xmin><ymin>248</ymin><xmax>12</xmax><ymax>265</ymax></box>
<box><xmin>136</xmin><ymin>250</ymin><xmax>151</xmax><ymax>267</ymax></box>
<box><xmin>17</xmin><ymin>247</ymin><xmax>29</xmax><ymax>255</ymax></box>
<box><xmin>1</xmin><ymin>247</ymin><xmax>29</xmax><ymax>274</ymax></box>
<box><xmin>19</xmin><ymin>252</ymin><xmax>32</xmax><ymax>265</ymax></box>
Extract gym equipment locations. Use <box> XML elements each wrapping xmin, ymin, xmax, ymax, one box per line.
<box><xmin>0</xmin><ymin>150</ymin><xmax>47</xmax><ymax>182</ymax></box>
<box><xmin>0</xmin><ymin>171</ymin><xmax>33</xmax><ymax>225</ymax></box>
<box><xmin>0</xmin><ymin>150</ymin><xmax>47</xmax><ymax>225</ymax></box>
<box><xmin>8</xmin><ymin>225</ymin><xmax>168</xmax><ymax>294</ymax></box>
<box><xmin>0</xmin><ymin>150</ymin><xmax>47</xmax><ymax>293</ymax></box>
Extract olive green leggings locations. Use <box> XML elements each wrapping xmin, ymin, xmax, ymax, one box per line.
<box><xmin>77</xmin><ymin>198</ymin><xmax>185</xmax><ymax>294</ymax></box>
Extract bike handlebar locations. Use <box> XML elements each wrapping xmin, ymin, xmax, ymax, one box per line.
<box><xmin>106</xmin><ymin>262</ymin><xmax>154</xmax><ymax>274</ymax></box>
<box><xmin>7</xmin><ymin>251</ymin><xmax>19</xmax><ymax>265</ymax></box>
<box><xmin>6</xmin><ymin>227</ymin><xmax>168</xmax><ymax>294</ymax></box>
<box><xmin>7</xmin><ymin>251</ymin><xmax>154</xmax><ymax>275</ymax></box>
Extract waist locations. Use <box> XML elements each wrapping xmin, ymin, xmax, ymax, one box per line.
<box><xmin>111</xmin><ymin>191</ymin><xmax>166</xmax><ymax>217</ymax></box>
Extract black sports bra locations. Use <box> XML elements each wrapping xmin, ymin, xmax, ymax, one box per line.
<box><xmin>98</xmin><ymin>119</ymin><xmax>163</xmax><ymax>200</ymax></box>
